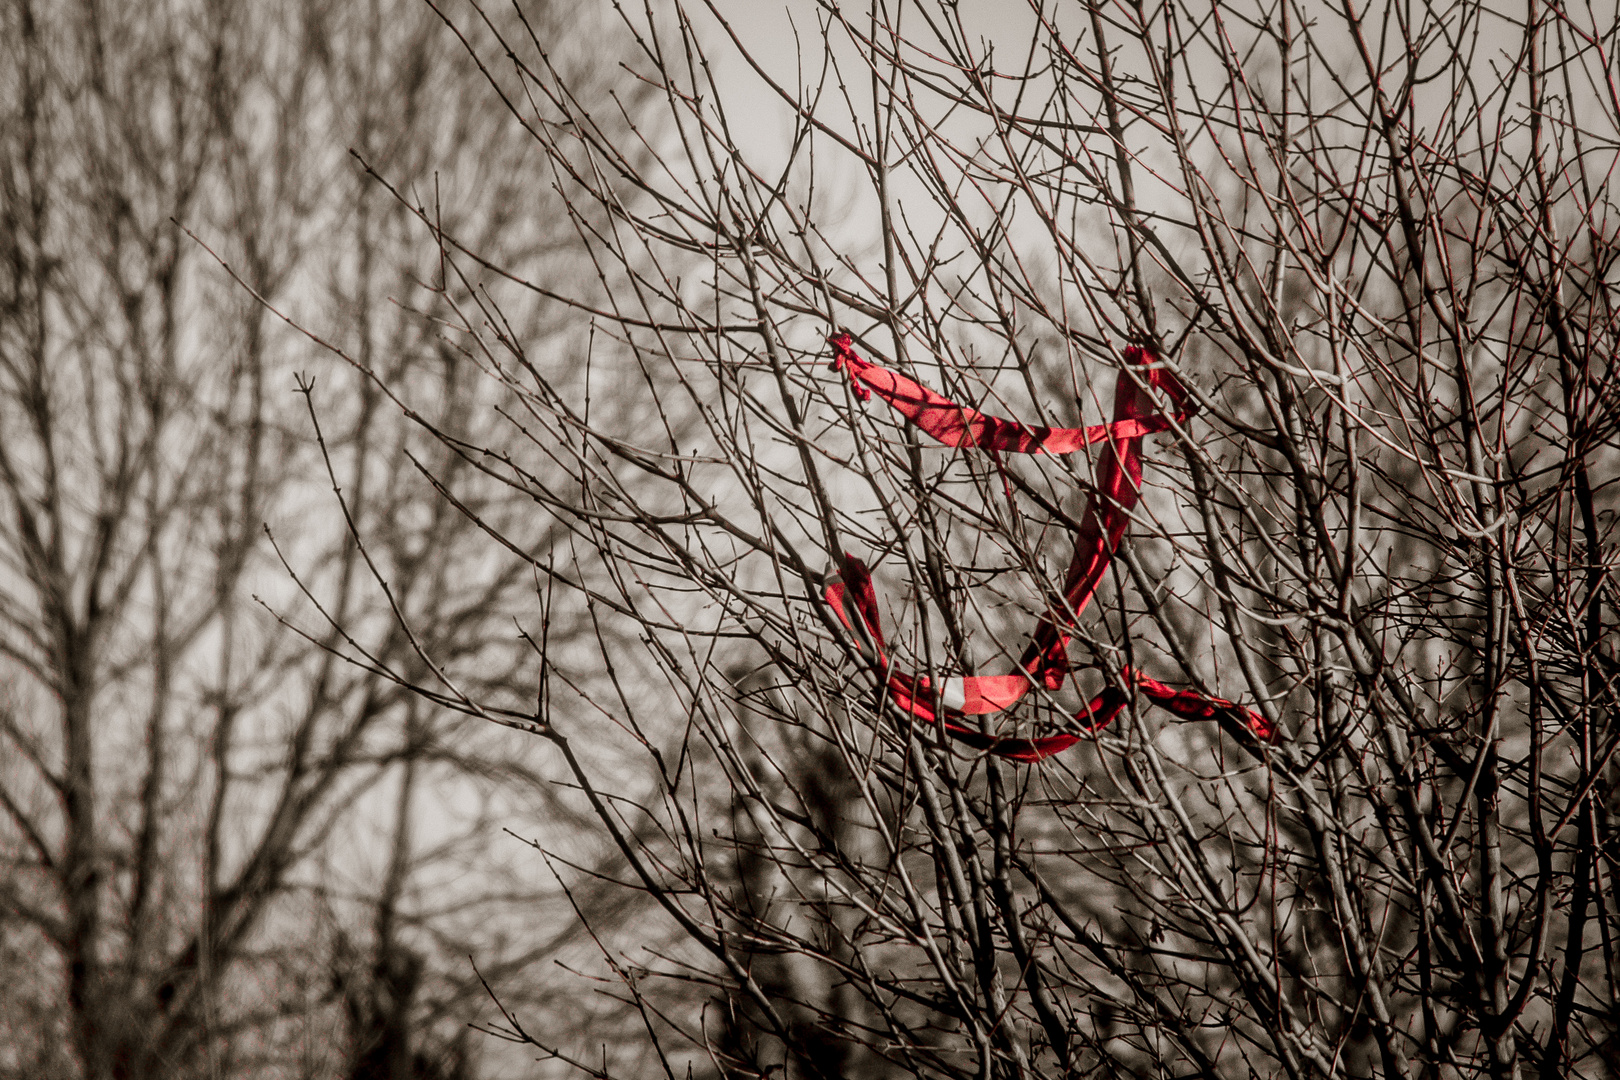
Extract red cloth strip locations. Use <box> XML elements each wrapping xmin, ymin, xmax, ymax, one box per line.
<box><xmin>828</xmin><ymin>565</ymin><xmax>1270</xmax><ymax>757</ymax></box>
<box><xmin>829</xmin><ymin>335</ymin><xmax>1176</xmax><ymax>453</ymax></box>
<box><xmin>823</xmin><ymin>336</ymin><xmax>1275</xmax><ymax>759</ymax></box>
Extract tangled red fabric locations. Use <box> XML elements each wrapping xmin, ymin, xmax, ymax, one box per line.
<box><xmin>825</xmin><ymin>334</ymin><xmax>1276</xmax><ymax>761</ymax></box>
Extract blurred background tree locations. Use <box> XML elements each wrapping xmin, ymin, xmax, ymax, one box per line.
<box><xmin>0</xmin><ymin>1</ymin><xmax>651</xmax><ymax>1077</ymax></box>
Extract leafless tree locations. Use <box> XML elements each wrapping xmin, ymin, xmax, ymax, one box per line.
<box><xmin>0</xmin><ymin>1</ymin><xmax>641</xmax><ymax>1077</ymax></box>
<box><xmin>282</xmin><ymin>0</ymin><xmax>1620</xmax><ymax>1078</ymax></box>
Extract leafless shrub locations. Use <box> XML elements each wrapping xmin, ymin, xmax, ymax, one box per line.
<box><xmin>293</xmin><ymin>0</ymin><xmax>1620</xmax><ymax>1077</ymax></box>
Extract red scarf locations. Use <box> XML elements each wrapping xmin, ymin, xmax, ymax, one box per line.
<box><xmin>825</xmin><ymin>335</ymin><xmax>1276</xmax><ymax>761</ymax></box>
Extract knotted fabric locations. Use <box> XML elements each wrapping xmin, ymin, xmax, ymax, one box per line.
<box><xmin>825</xmin><ymin>335</ymin><xmax>1276</xmax><ymax>761</ymax></box>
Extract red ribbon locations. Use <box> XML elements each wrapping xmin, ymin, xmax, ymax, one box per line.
<box><xmin>825</xmin><ymin>335</ymin><xmax>1276</xmax><ymax>760</ymax></box>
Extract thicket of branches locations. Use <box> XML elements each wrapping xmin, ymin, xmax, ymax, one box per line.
<box><xmin>338</xmin><ymin>1</ymin><xmax>1620</xmax><ymax>1076</ymax></box>
<box><xmin>218</xmin><ymin>0</ymin><xmax>1620</xmax><ymax>1077</ymax></box>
